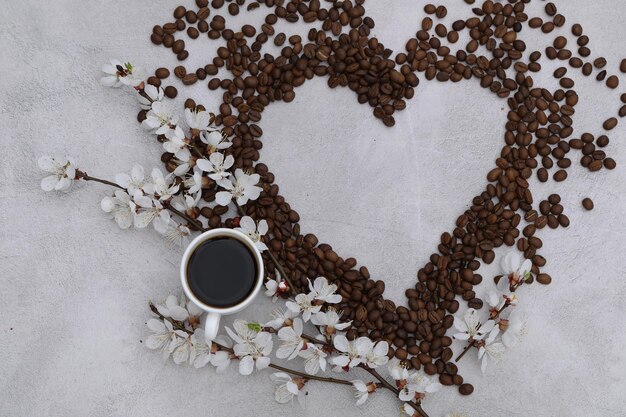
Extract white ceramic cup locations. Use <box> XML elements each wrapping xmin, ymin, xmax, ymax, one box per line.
<box><xmin>180</xmin><ymin>228</ymin><xmax>264</xmax><ymax>344</ymax></box>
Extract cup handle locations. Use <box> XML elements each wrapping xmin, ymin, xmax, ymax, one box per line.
<box><xmin>204</xmin><ymin>312</ymin><xmax>221</xmax><ymax>344</ymax></box>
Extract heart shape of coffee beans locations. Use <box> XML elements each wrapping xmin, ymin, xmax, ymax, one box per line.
<box><xmin>146</xmin><ymin>0</ymin><xmax>617</xmax><ymax>395</ymax></box>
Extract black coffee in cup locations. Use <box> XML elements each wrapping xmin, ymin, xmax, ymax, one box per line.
<box><xmin>186</xmin><ymin>237</ymin><xmax>258</xmax><ymax>308</ymax></box>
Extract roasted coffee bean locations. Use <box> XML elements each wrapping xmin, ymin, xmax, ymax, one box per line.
<box><xmin>459</xmin><ymin>383</ymin><xmax>474</xmax><ymax>395</ymax></box>
<box><xmin>604</xmin><ymin>158</ymin><xmax>617</xmax><ymax>169</ymax></box>
<box><xmin>182</xmin><ymin>74</ymin><xmax>198</xmax><ymax>85</ymax></box>
<box><xmin>594</xmin><ymin>57</ymin><xmax>607</xmax><ymax>69</ymax></box>
<box><xmin>174</xmin><ymin>65</ymin><xmax>186</xmax><ymax>78</ymax></box>
<box><xmin>606</xmin><ymin>75</ymin><xmax>619</xmax><ymax>89</ymax></box>
<box><xmin>548</xmin><ymin>194</ymin><xmax>561</xmax><ymax>205</ymax></box>
<box><xmin>582</xmin><ymin>198</ymin><xmax>594</xmax><ymax>210</ymax></box>
<box><xmin>537</xmin><ymin>273</ymin><xmax>552</xmax><ymax>285</ymax></box>
<box><xmin>537</xmin><ymin>168</ymin><xmax>549</xmax><ymax>182</ymax></box>
<box><xmin>146</xmin><ymin>76</ymin><xmax>161</xmax><ymax>87</ymax></box>
<box><xmin>164</xmin><ymin>85</ymin><xmax>178</xmax><ymax>98</ymax></box>
<box><xmin>603</xmin><ymin>117</ymin><xmax>618</xmax><ymax>130</ymax></box>
<box><xmin>187</xmin><ymin>27</ymin><xmax>199</xmax><ymax>39</ymax></box>
<box><xmin>155</xmin><ymin>67</ymin><xmax>170</xmax><ymax>79</ymax></box>
<box><xmin>172</xmin><ymin>39</ymin><xmax>185</xmax><ymax>54</ymax></box>
<box><xmin>173</xmin><ymin>5</ymin><xmax>186</xmax><ymax>19</ymax></box>
<box><xmin>553</xmin><ymin>169</ymin><xmax>567</xmax><ymax>182</ymax></box>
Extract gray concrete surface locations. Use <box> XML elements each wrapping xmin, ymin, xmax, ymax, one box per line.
<box><xmin>1</xmin><ymin>1</ymin><xmax>625</xmax><ymax>416</ymax></box>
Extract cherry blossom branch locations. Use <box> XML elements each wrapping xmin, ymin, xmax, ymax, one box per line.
<box><xmin>297</xmin><ymin>332</ymin><xmax>428</xmax><ymax>417</ymax></box>
<box><xmin>77</xmin><ymin>171</ymin><xmax>206</xmax><ymax>232</ymax></box>
<box><xmin>364</xmin><ymin>367</ymin><xmax>428</xmax><ymax>417</ymax></box>
<box><xmin>80</xmin><ymin>169</ymin><xmax>297</xmax><ymax>296</ymax></box>
<box><xmin>148</xmin><ymin>302</ymin><xmax>354</xmax><ymax>387</ymax></box>
<box><xmin>454</xmin><ymin>303</ymin><xmax>509</xmax><ymax>363</ymax></box>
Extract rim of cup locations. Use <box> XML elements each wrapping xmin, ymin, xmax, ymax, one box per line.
<box><xmin>180</xmin><ymin>228</ymin><xmax>265</xmax><ymax>315</ymax></box>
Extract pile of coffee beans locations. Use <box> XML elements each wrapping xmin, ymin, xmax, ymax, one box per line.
<box><xmin>140</xmin><ymin>0</ymin><xmax>619</xmax><ymax>396</ymax></box>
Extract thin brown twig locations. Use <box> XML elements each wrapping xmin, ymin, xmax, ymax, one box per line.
<box><xmin>79</xmin><ymin>172</ymin><xmax>124</xmax><ymax>189</ymax></box>
<box><xmin>164</xmin><ymin>203</ymin><xmax>207</xmax><ymax>232</ymax></box>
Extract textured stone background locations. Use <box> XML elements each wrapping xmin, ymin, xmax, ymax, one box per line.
<box><xmin>1</xmin><ymin>1</ymin><xmax>625</xmax><ymax>416</ymax></box>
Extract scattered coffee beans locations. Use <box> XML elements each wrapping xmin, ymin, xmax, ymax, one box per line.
<box><xmin>143</xmin><ymin>0</ymin><xmax>619</xmax><ymax>397</ymax></box>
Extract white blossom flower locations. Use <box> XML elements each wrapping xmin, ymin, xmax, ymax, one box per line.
<box><xmin>145</xmin><ymin>318</ymin><xmax>177</xmax><ymax>358</ymax></box>
<box><xmin>160</xmin><ymin>220</ymin><xmax>191</xmax><ymax>248</ymax></box>
<box><xmin>478</xmin><ymin>339</ymin><xmax>506</xmax><ymax>374</ymax></box>
<box><xmin>185</xmin><ymin>108</ymin><xmax>211</xmax><ymax>132</ymax></box>
<box><xmin>271</xmin><ymin>373</ymin><xmax>306</xmax><ymax>405</ymax></box>
<box><xmin>387</xmin><ymin>358</ymin><xmax>409</xmax><ymax>382</ymax></box>
<box><xmin>183</xmin><ymin>167</ymin><xmax>203</xmax><ymax>195</ymax></box>
<box><xmin>363</xmin><ymin>340</ymin><xmax>389</xmax><ymax>368</ymax></box>
<box><xmin>144</xmin><ymin>168</ymin><xmax>179</xmax><ymax>201</ymax></box>
<box><xmin>162</xmin><ymin>126</ymin><xmax>188</xmax><ymax>155</ymax></box>
<box><xmin>115</xmin><ymin>164</ymin><xmax>148</xmax><ymax>194</ymax></box>
<box><xmin>351</xmin><ymin>380</ymin><xmax>376</xmax><ymax>406</ymax></box>
<box><xmin>196</xmin><ymin>152</ymin><xmax>234</xmax><ymax>181</ymax></box>
<box><xmin>100</xmin><ymin>190</ymin><xmax>135</xmax><ymax>229</ymax></box>
<box><xmin>142</xmin><ymin>101</ymin><xmax>178</xmax><ymax>135</ymax></box>
<box><xmin>38</xmin><ymin>156</ymin><xmax>76</xmax><ymax>192</ymax></box>
<box><xmin>500</xmin><ymin>309</ymin><xmax>526</xmax><ymax>348</ymax></box>
<box><xmin>499</xmin><ymin>251</ymin><xmax>533</xmax><ymax>292</ymax></box>
<box><xmin>137</xmin><ymin>84</ymin><xmax>164</xmax><ymax>110</ymax></box>
<box><xmin>172</xmin><ymin>192</ymin><xmax>201</xmax><ymax>214</ymax></box>
<box><xmin>100</xmin><ymin>59</ymin><xmax>143</xmax><ymax>88</ymax></box>
<box><xmin>225</xmin><ymin>320</ymin><xmax>273</xmax><ymax>375</ymax></box>
<box><xmin>192</xmin><ymin>331</ymin><xmax>232</xmax><ymax>372</ymax></box>
<box><xmin>190</xmin><ymin>328</ymin><xmax>209</xmax><ymax>366</ymax></box>
<box><xmin>132</xmin><ymin>194</ymin><xmax>171</xmax><ymax>233</ymax></box>
<box><xmin>332</xmin><ymin>335</ymin><xmax>371</xmax><ymax>368</ymax></box>
<box><xmin>398</xmin><ymin>370</ymin><xmax>442</xmax><ymax>401</ymax></box>
<box><xmin>200</xmin><ymin>130</ymin><xmax>231</xmax><ymax>153</ymax></box>
<box><xmin>286</xmin><ymin>293</ymin><xmax>322</xmax><ymax>322</ymax></box>
<box><xmin>309</xmin><ymin>277</ymin><xmax>342</xmax><ymax>304</ymax></box>
<box><xmin>311</xmin><ymin>308</ymin><xmax>352</xmax><ymax>335</ymax></box>
<box><xmin>264</xmin><ymin>270</ymin><xmax>290</xmax><ymax>303</ymax></box>
<box><xmin>264</xmin><ymin>308</ymin><xmax>298</xmax><ymax>330</ymax></box>
<box><xmin>210</xmin><ymin>347</ymin><xmax>232</xmax><ymax>373</ymax></box>
<box><xmin>155</xmin><ymin>294</ymin><xmax>198</xmax><ymax>322</ymax></box>
<box><xmin>298</xmin><ymin>344</ymin><xmax>327</xmax><ymax>375</ymax></box>
<box><xmin>225</xmin><ymin>319</ymin><xmax>257</xmax><ymax>344</ymax></box>
<box><xmin>172</xmin><ymin>147</ymin><xmax>193</xmax><ymax>176</ymax></box>
<box><xmin>170</xmin><ymin>331</ymin><xmax>193</xmax><ymax>364</ymax></box>
<box><xmin>234</xmin><ymin>216</ymin><xmax>268</xmax><ymax>251</ymax></box>
<box><xmin>486</xmin><ymin>290</ymin><xmax>505</xmax><ymax>312</ymax></box>
<box><xmin>215</xmin><ymin>168</ymin><xmax>262</xmax><ymax>206</ymax></box>
<box><xmin>486</xmin><ymin>290</ymin><xmax>518</xmax><ymax>318</ymax></box>
<box><xmin>276</xmin><ymin>318</ymin><xmax>304</xmax><ymax>360</ymax></box>
<box><xmin>453</xmin><ymin>309</ymin><xmax>497</xmax><ymax>342</ymax></box>
<box><xmin>232</xmin><ymin>331</ymin><xmax>274</xmax><ymax>375</ymax></box>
